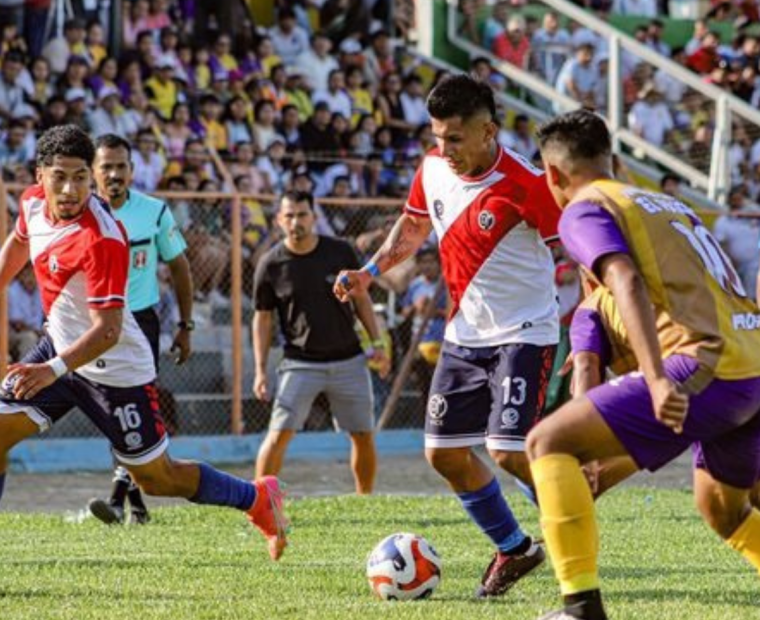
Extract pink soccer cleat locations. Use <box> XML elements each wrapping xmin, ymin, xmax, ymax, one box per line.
<box><xmin>246</xmin><ymin>476</ymin><xmax>289</xmax><ymax>561</ymax></box>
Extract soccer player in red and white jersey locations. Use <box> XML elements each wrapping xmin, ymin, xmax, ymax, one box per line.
<box><xmin>335</xmin><ymin>75</ymin><xmax>562</xmax><ymax>596</ymax></box>
<box><xmin>0</xmin><ymin>125</ymin><xmax>288</xmax><ymax>561</ymax></box>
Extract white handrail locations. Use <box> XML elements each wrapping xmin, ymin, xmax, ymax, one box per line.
<box><xmin>405</xmin><ymin>46</ymin><xmax>724</xmax><ymax>211</ymax></box>
<box><xmin>444</xmin><ymin>0</ymin><xmax>752</xmax><ymax>203</ymax></box>
<box><xmin>445</xmin><ymin>1</ymin><xmax>580</xmax><ymax>112</ymax></box>
<box><xmin>539</xmin><ymin>0</ymin><xmax>760</xmax><ymax>127</ymax></box>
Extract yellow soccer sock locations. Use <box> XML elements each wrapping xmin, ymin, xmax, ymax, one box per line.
<box><xmin>727</xmin><ymin>508</ymin><xmax>760</xmax><ymax>575</ymax></box>
<box><xmin>531</xmin><ymin>454</ymin><xmax>600</xmax><ymax>595</ymax></box>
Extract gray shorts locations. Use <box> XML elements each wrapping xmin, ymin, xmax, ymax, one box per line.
<box><xmin>270</xmin><ymin>354</ymin><xmax>374</xmax><ymax>433</ymax></box>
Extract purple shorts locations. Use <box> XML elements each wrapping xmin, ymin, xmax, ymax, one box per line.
<box><xmin>587</xmin><ymin>355</ymin><xmax>760</xmax><ymax>489</ymax></box>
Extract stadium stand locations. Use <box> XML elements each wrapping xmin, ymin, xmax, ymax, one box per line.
<box><xmin>2</xmin><ymin>0</ymin><xmax>759</xmax><ymax>438</ymax></box>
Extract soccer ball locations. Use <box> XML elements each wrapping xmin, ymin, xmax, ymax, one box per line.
<box><xmin>366</xmin><ymin>532</ymin><xmax>442</xmax><ymax>600</ymax></box>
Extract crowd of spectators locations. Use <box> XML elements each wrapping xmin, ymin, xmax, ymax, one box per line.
<box><xmin>0</xmin><ymin>0</ymin><xmax>443</xmax><ymax>310</ymax></box>
<box><xmin>460</xmin><ymin>0</ymin><xmax>760</xmax><ymax>206</ymax></box>
<box><xmin>2</xmin><ymin>0</ymin><xmax>760</xmax><ymax>421</ymax></box>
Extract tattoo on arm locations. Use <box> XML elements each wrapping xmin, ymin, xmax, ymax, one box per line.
<box><xmin>376</xmin><ymin>216</ymin><xmax>428</xmax><ymax>270</ymax></box>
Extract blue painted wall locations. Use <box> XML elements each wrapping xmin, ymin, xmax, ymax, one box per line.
<box><xmin>10</xmin><ymin>430</ymin><xmax>425</xmax><ymax>473</ymax></box>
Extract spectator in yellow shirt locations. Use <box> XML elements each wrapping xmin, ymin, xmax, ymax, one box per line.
<box><xmin>144</xmin><ymin>55</ymin><xmax>179</xmax><ymax>120</ymax></box>
<box><xmin>198</xmin><ymin>93</ymin><xmax>228</xmax><ymax>152</ymax></box>
<box><xmin>211</xmin><ymin>33</ymin><xmax>238</xmax><ymax>73</ymax></box>
<box><xmin>346</xmin><ymin>65</ymin><xmax>373</xmax><ymax>128</ymax></box>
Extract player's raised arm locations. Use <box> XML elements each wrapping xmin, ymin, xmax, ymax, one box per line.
<box><xmin>334</xmin><ymin>213</ymin><xmax>432</xmax><ymax>302</ymax></box>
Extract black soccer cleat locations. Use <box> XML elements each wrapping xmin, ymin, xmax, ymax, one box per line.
<box><xmin>538</xmin><ymin>592</ymin><xmax>609</xmax><ymax>620</ymax></box>
<box><xmin>476</xmin><ymin>538</ymin><xmax>545</xmax><ymax>598</ymax></box>
<box><xmin>88</xmin><ymin>498</ymin><xmax>125</xmax><ymax>525</ymax></box>
<box><xmin>537</xmin><ymin>606</ymin><xmax>609</xmax><ymax>620</ymax></box>
<box><xmin>129</xmin><ymin>508</ymin><xmax>151</xmax><ymax>526</ymax></box>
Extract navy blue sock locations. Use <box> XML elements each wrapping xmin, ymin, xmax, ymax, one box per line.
<box><xmin>0</xmin><ymin>472</ymin><xmax>5</xmax><ymax>503</ymax></box>
<box><xmin>515</xmin><ymin>478</ymin><xmax>538</xmax><ymax>506</ymax></box>
<box><xmin>189</xmin><ymin>463</ymin><xmax>256</xmax><ymax>511</ymax></box>
<box><xmin>458</xmin><ymin>477</ymin><xmax>527</xmax><ymax>553</ymax></box>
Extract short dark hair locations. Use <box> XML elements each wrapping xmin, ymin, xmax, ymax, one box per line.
<box><xmin>36</xmin><ymin>124</ymin><xmax>95</xmax><ymax>167</ymax></box>
<box><xmin>278</xmin><ymin>6</ymin><xmax>296</xmax><ymax>20</ymax></box>
<box><xmin>3</xmin><ymin>49</ymin><xmax>24</xmax><ymax>65</ymax></box>
<box><xmin>659</xmin><ymin>173</ymin><xmax>680</xmax><ymax>188</ymax></box>
<box><xmin>536</xmin><ymin>109</ymin><xmax>611</xmax><ymax>163</ymax></box>
<box><xmin>426</xmin><ymin>74</ymin><xmax>496</xmax><ymax>122</ymax></box>
<box><xmin>280</xmin><ymin>190</ymin><xmax>314</xmax><ymax>211</ymax></box>
<box><xmin>95</xmin><ymin>133</ymin><xmax>132</xmax><ymax>158</ymax></box>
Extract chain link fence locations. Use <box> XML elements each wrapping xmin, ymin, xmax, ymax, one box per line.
<box><xmin>3</xmin><ymin>185</ymin><xmax>443</xmax><ymax>439</ymax></box>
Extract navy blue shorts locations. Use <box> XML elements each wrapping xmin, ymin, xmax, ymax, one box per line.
<box><xmin>0</xmin><ymin>335</ymin><xmax>169</xmax><ymax>466</ymax></box>
<box><xmin>425</xmin><ymin>341</ymin><xmax>555</xmax><ymax>451</ymax></box>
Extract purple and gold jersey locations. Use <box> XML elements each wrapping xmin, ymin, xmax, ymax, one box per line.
<box><xmin>560</xmin><ymin>179</ymin><xmax>760</xmax><ymax>391</ymax></box>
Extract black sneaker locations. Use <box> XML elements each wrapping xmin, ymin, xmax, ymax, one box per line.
<box><xmin>537</xmin><ymin>606</ymin><xmax>608</xmax><ymax>620</ymax></box>
<box><xmin>538</xmin><ymin>594</ymin><xmax>609</xmax><ymax>620</ymax></box>
<box><xmin>129</xmin><ymin>508</ymin><xmax>150</xmax><ymax>526</ymax></box>
<box><xmin>88</xmin><ymin>498</ymin><xmax>125</xmax><ymax>525</ymax></box>
<box><xmin>476</xmin><ymin>538</ymin><xmax>545</xmax><ymax>598</ymax></box>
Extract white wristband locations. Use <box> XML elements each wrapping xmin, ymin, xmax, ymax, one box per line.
<box><xmin>46</xmin><ymin>356</ymin><xmax>68</xmax><ymax>378</ymax></box>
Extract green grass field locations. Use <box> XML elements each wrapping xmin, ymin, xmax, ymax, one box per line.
<box><xmin>0</xmin><ymin>489</ymin><xmax>757</xmax><ymax>620</ymax></box>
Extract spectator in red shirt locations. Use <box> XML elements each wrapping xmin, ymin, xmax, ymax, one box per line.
<box><xmin>687</xmin><ymin>30</ymin><xmax>721</xmax><ymax>74</ymax></box>
<box><xmin>492</xmin><ymin>15</ymin><xmax>531</xmax><ymax>70</ymax></box>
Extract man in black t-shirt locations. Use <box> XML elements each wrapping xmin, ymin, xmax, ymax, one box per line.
<box><xmin>252</xmin><ymin>191</ymin><xmax>389</xmax><ymax>494</ymax></box>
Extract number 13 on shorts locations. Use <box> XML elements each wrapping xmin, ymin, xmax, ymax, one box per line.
<box><xmin>502</xmin><ymin>376</ymin><xmax>527</xmax><ymax>407</ymax></box>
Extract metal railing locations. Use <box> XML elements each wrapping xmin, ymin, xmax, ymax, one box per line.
<box><xmin>404</xmin><ymin>46</ymin><xmax>724</xmax><ymax>211</ymax></box>
<box><xmin>445</xmin><ymin>0</ymin><xmax>760</xmax><ymax>204</ymax></box>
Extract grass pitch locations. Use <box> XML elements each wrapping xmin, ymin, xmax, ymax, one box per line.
<box><xmin>0</xmin><ymin>489</ymin><xmax>757</xmax><ymax>620</ymax></box>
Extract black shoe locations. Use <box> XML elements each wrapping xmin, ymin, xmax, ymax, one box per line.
<box><xmin>88</xmin><ymin>498</ymin><xmax>125</xmax><ymax>525</ymax></box>
<box><xmin>476</xmin><ymin>538</ymin><xmax>545</xmax><ymax>598</ymax></box>
<box><xmin>129</xmin><ymin>508</ymin><xmax>150</xmax><ymax>525</ymax></box>
<box><xmin>537</xmin><ymin>606</ymin><xmax>608</xmax><ymax>620</ymax></box>
<box><xmin>538</xmin><ymin>593</ymin><xmax>609</xmax><ymax>620</ymax></box>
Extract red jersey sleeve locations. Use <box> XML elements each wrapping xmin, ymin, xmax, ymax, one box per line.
<box><xmin>521</xmin><ymin>174</ymin><xmax>561</xmax><ymax>243</ymax></box>
<box><xmin>82</xmin><ymin>237</ymin><xmax>128</xmax><ymax>309</ymax></box>
<box><xmin>404</xmin><ymin>166</ymin><xmax>429</xmax><ymax>218</ymax></box>
<box><xmin>14</xmin><ymin>186</ymin><xmax>42</xmax><ymax>241</ymax></box>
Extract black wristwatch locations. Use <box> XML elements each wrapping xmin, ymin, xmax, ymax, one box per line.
<box><xmin>177</xmin><ymin>320</ymin><xmax>195</xmax><ymax>332</ymax></box>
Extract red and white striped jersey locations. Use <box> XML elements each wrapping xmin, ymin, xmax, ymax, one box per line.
<box><xmin>405</xmin><ymin>147</ymin><xmax>560</xmax><ymax>348</ymax></box>
<box><xmin>15</xmin><ymin>186</ymin><xmax>155</xmax><ymax>386</ymax></box>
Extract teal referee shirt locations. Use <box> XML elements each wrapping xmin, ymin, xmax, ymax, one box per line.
<box><xmin>112</xmin><ymin>190</ymin><xmax>187</xmax><ymax>312</ymax></box>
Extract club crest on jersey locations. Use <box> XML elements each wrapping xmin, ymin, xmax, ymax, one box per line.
<box><xmin>433</xmin><ymin>199</ymin><xmax>444</xmax><ymax>219</ymax></box>
<box><xmin>133</xmin><ymin>250</ymin><xmax>148</xmax><ymax>269</ymax></box>
<box><xmin>478</xmin><ymin>210</ymin><xmax>495</xmax><ymax>231</ymax></box>
<box><xmin>500</xmin><ymin>408</ymin><xmax>520</xmax><ymax>430</ymax></box>
<box><xmin>427</xmin><ymin>393</ymin><xmax>448</xmax><ymax>424</ymax></box>
<box><xmin>49</xmin><ymin>254</ymin><xmax>59</xmax><ymax>273</ymax></box>
<box><xmin>125</xmin><ymin>431</ymin><xmax>143</xmax><ymax>449</ymax></box>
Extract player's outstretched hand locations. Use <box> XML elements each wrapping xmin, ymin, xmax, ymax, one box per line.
<box><xmin>171</xmin><ymin>329</ymin><xmax>192</xmax><ymax>365</ymax></box>
<box><xmin>334</xmin><ymin>269</ymin><xmax>372</xmax><ymax>302</ymax></box>
<box><xmin>6</xmin><ymin>362</ymin><xmax>57</xmax><ymax>400</ymax></box>
<box><xmin>650</xmin><ymin>377</ymin><xmax>688</xmax><ymax>434</ymax></box>
<box><xmin>254</xmin><ymin>373</ymin><xmax>270</xmax><ymax>402</ymax></box>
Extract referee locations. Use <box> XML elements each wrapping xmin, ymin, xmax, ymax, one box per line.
<box><xmin>87</xmin><ymin>134</ymin><xmax>194</xmax><ymax>524</ymax></box>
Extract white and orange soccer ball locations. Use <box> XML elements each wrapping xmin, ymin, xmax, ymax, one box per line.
<box><xmin>366</xmin><ymin>532</ymin><xmax>442</xmax><ymax>601</ymax></box>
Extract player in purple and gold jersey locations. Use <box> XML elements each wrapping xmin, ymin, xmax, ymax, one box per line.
<box><xmin>570</xmin><ymin>287</ymin><xmax>760</xmax><ymax>500</ymax></box>
<box><xmin>526</xmin><ymin>110</ymin><xmax>760</xmax><ymax>620</ymax></box>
